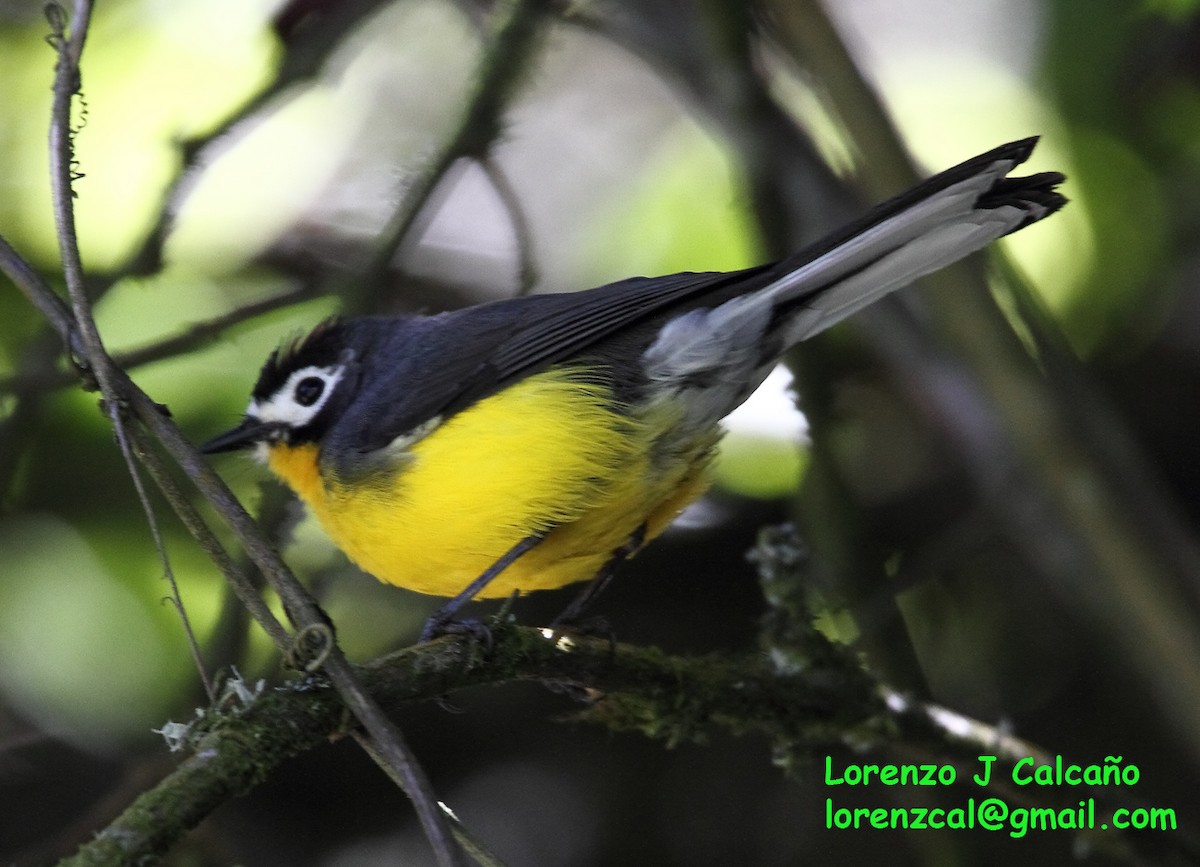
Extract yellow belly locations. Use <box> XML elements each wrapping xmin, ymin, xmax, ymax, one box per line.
<box><xmin>266</xmin><ymin>368</ymin><xmax>719</xmax><ymax>598</ymax></box>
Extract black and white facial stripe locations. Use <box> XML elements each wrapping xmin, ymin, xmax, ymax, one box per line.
<box><xmin>249</xmin><ymin>364</ymin><xmax>347</xmax><ymax>434</ymax></box>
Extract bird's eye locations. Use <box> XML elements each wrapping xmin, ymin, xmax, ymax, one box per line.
<box><xmin>294</xmin><ymin>376</ymin><xmax>326</xmax><ymax>407</ymax></box>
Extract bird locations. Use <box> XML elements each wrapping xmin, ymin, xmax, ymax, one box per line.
<box><xmin>202</xmin><ymin>137</ymin><xmax>1066</xmax><ymax>637</ymax></box>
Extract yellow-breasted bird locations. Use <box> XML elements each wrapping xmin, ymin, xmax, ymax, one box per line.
<box><xmin>202</xmin><ymin>137</ymin><xmax>1065</xmax><ymax>637</ymax></box>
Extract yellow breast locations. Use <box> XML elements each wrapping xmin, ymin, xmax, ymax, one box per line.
<box><xmin>266</xmin><ymin>367</ymin><xmax>719</xmax><ymax>598</ymax></box>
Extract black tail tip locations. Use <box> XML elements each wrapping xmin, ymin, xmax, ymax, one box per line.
<box><xmin>978</xmin><ymin>165</ymin><xmax>1068</xmax><ymax>229</ymax></box>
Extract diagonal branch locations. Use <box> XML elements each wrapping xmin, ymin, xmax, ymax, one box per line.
<box><xmin>58</xmin><ymin>627</ymin><xmax>1200</xmax><ymax>867</ymax></box>
<box><xmin>0</xmin><ymin>282</ymin><xmax>317</xmax><ymax>396</ymax></box>
<box><xmin>351</xmin><ymin>0</ymin><xmax>554</xmax><ymax>303</ymax></box>
<box><xmin>120</xmin><ymin>0</ymin><xmax>412</xmax><ymax>280</ymax></box>
<box><xmin>32</xmin><ymin>5</ymin><xmax>467</xmax><ymax>864</ymax></box>
<box><xmin>0</xmin><ymin>235</ymin><xmax>76</xmax><ymax>348</ymax></box>
<box><xmin>46</xmin><ymin>0</ymin><xmax>218</xmax><ymax>702</ymax></box>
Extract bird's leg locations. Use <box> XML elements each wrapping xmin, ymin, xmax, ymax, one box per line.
<box><xmin>551</xmin><ymin>524</ymin><xmax>647</xmax><ymax>632</ymax></box>
<box><xmin>419</xmin><ymin>531</ymin><xmax>547</xmax><ymax>643</ymax></box>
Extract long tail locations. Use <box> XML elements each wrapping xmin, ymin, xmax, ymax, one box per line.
<box><xmin>641</xmin><ymin>138</ymin><xmax>1065</xmax><ymax>431</ymax></box>
<box><xmin>765</xmin><ymin>136</ymin><xmax>1066</xmax><ymax>344</ymax></box>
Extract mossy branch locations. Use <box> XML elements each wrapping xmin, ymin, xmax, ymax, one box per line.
<box><xmin>60</xmin><ymin>621</ymin><xmax>1191</xmax><ymax>867</ymax></box>
<box><xmin>50</xmin><ymin>628</ymin><xmax>884</xmax><ymax>867</ymax></box>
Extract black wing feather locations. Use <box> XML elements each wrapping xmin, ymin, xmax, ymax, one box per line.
<box><xmin>477</xmin><ymin>137</ymin><xmax>1062</xmax><ymax>392</ymax></box>
<box><xmin>331</xmin><ymin>137</ymin><xmax>1063</xmax><ymax>461</ymax></box>
<box><xmin>331</xmin><ymin>268</ymin><xmax>765</xmax><ymax>462</ymax></box>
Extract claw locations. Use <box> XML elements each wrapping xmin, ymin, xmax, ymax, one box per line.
<box><xmin>419</xmin><ymin>613</ymin><xmax>494</xmax><ymax>649</ymax></box>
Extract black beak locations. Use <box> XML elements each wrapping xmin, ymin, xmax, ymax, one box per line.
<box><xmin>200</xmin><ymin>418</ymin><xmax>282</xmax><ymax>454</ymax></box>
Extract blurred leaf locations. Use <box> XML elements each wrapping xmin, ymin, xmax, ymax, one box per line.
<box><xmin>1142</xmin><ymin>0</ymin><xmax>1200</xmax><ymax>21</ymax></box>
<box><xmin>1060</xmin><ymin>131</ymin><xmax>1168</xmax><ymax>354</ymax></box>
<box><xmin>0</xmin><ymin>515</ymin><xmax>193</xmax><ymax>742</ymax></box>
<box><xmin>712</xmin><ymin>432</ymin><xmax>806</xmax><ymax>499</ymax></box>
<box><xmin>167</xmin><ymin>0</ymin><xmax>480</xmax><ymax>273</ymax></box>
<box><xmin>715</xmin><ymin>367</ymin><xmax>809</xmax><ymax>499</ymax></box>
<box><xmin>581</xmin><ymin>121</ymin><xmax>761</xmax><ymax>280</ymax></box>
<box><xmin>0</xmin><ymin>0</ymin><xmax>280</xmax><ymax>270</ymax></box>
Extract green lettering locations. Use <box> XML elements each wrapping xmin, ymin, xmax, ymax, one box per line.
<box><xmin>974</xmin><ymin>756</ymin><xmax>996</xmax><ymax>787</ymax></box>
<box><xmin>827</xmin><ymin>800</ymin><xmax>853</xmax><ymax>829</ymax></box>
<box><xmin>1010</xmin><ymin>808</ymin><xmax>1028</xmax><ymax>838</ymax></box>
<box><xmin>1030</xmin><ymin>806</ymin><xmax>1057</xmax><ymax>831</ymax></box>
<box><xmin>1153</xmin><ymin>807</ymin><xmax>1177</xmax><ymax>830</ymax></box>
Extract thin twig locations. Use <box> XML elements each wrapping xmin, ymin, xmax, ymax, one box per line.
<box><xmin>0</xmin><ymin>283</ymin><xmax>316</xmax><ymax>396</ymax></box>
<box><xmin>46</xmin><ymin>0</ymin><xmax>94</xmax><ymax>320</ymax></box>
<box><xmin>325</xmin><ymin>653</ymin><xmax>466</xmax><ymax>867</ymax></box>
<box><xmin>35</xmin><ymin>6</ymin><xmax>465</xmax><ymax>863</ymax></box>
<box><xmin>0</xmin><ymin>234</ymin><xmax>294</xmax><ymax>647</ymax></box>
<box><xmin>355</xmin><ymin>0</ymin><xmax>552</xmax><ymax>297</ymax></box>
<box><xmin>0</xmin><ymin>333</ymin><xmax>61</xmax><ymax>501</ymax></box>
<box><xmin>174</xmin><ymin>8</ymin><xmax>566</xmax><ymax>848</ymax></box>
<box><xmin>125</xmin><ymin>423</ymin><xmax>293</xmax><ymax>651</ymax></box>
<box><xmin>119</xmin><ymin>0</ymin><xmax>403</xmax><ymax>280</ymax></box>
<box><xmin>45</xmin><ymin>0</ymin><xmax>218</xmax><ymax>700</ymax></box>
<box><xmin>0</xmin><ymin>234</ymin><xmax>76</xmax><ymax>347</ymax></box>
<box><xmin>760</xmin><ymin>0</ymin><xmax>917</xmax><ymax>200</ymax></box>
<box><xmin>60</xmin><ymin>628</ymin><xmax>1198</xmax><ymax>867</ymax></box>
<box><xmin>111</xmin><ymin>331</ymin><xmax>466</xmax><ymax>867</ymax></box>
<box><xmin>120</xmin><ymin>410</ymin><xmax>216</xmax><ymax>701</ymax></box>
<box><xmin>352</xmin><ymin>731</ymin><xmax>513</xmax><ymax>867</ymax></box>
<box><xmin>479</xmin><ymin>155</ymin><xmax>537</xmax><ymax>295</ymax></box>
